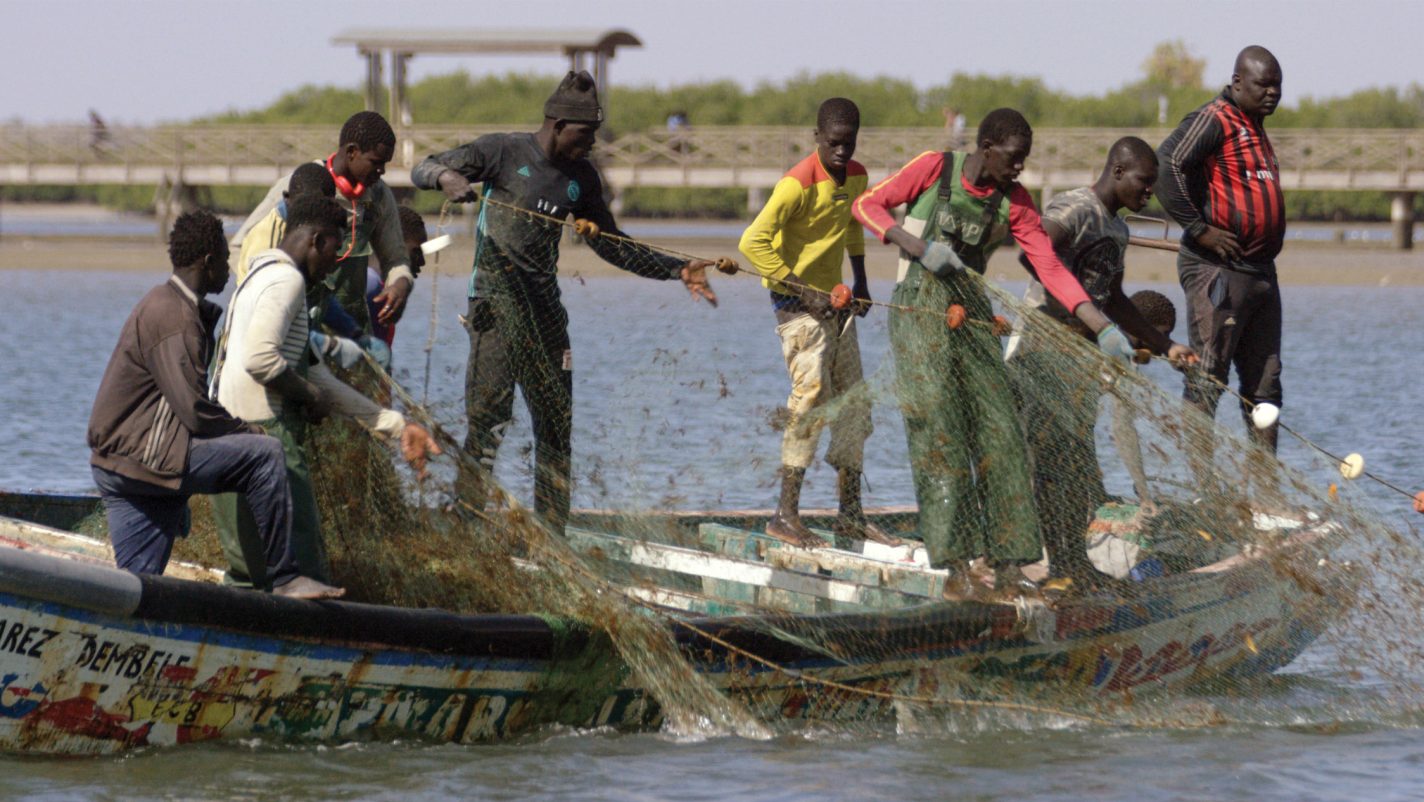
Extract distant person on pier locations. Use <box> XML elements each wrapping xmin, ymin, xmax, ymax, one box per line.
<box><xmin>1156</xmin><ymin>46</ymin><xmax>1285</xmax><ymax>457</ymax></box>
<box><xmin>87</xmin><ymin>210</ymin><xmax>342</xmax><ymax>599</ymax></box>
<box><xmin>738</xmin><ymin>97</ymin><xmax>898</xmax><ymax>550</ymax></box>
<box><xmin>411</xmin><ymin>70</ymin><xmax>726</xmax><ymax>533</ymax></box>
<box><xmin>232</xmin><ymin>111</ymin><xmax>417</xmax><ymax>336</ymax></box>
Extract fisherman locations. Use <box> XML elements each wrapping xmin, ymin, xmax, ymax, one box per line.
<box><xmin>738</xmin><ymin>97</ymin><xmax>897</xmax><ymax>549</ymax></box>
<box><xmin>411</xmin><ymin>70</ymin><xmax>724</xmax><ymax>532</ymax></box>
<box><xmin>1117</xmin><ymin>289</ymin><xmax>1184</xmax><ymax>515</ymax></box>
<box><xmin>210</xmin><ymin>195</ymin><xmax>441</xmax><ymax>588</ymax></box>
<box><xmin>231</xmin><ymin>111</ymin><xmax>416</xmax><ymax>335</ymax></box>
<box><xmin>1156</xmin><ymin>46</ymin><xmax>1285</xmax><ymax>456</ymax></box>
<box><xmin>851</xmin><ymin>108</ymin><xmax>1133</xmax><ymax>596</ymax></box>
<box><xmin>87</xmin><ymin>210</ymin><xmax>342</xmax><ymax>598</ymax></box>
<box><xmin>361</xmin><ymin>206</ymin><xmax>430</xmax><ymax>351</ymax></box>
<box><xmin>1010</xmin><ymin>137</ymin><xmax>1196</xmax><ymax>584</ymax></box>
<box><xmin>234</xmin><ymin>162</ymin><xmax>390</xmax><ymax>373</ymax></box>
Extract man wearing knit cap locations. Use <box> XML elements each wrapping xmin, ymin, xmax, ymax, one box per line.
<box><xmin>412</xmin><ymin>71</ymin><xmax>725</xmax><ymax>533</ymax></box>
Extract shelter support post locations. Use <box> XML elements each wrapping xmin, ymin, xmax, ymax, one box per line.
<box><xmin>1390</xmin><ymin>191</ymin><xmax>1415</xmax><ymax>251</ymax></box>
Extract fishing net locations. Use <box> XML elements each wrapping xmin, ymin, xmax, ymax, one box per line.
<box><xmin>170</xmin><ymin>196</ymin><xmax>1424</xmax><ymax>740</ymax></box>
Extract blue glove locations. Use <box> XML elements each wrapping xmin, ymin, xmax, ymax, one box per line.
<box><xmin>918</xmin><ymin>241</ymin><xmax>968</xmax><ymax>278</ymax></box>
<box><xmin>311</xmin><ymin>331</ymin><xmax>365</xmax><ymax>369</ymax></box>
<box><xmin>1096</xmin><ymin>324</ymin><xmax>1134</xmax><ymax>361</ymax></box>
<box><xmin>359</xmin><ymin>336</ymin><xmax>393</xmax><ymax>371</ymax></box>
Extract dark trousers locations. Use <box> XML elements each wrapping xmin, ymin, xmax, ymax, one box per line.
<box><xmin>1179</xmin><ymin>251</ymin><xmax>1284</xmax><ymax>430</ymax></box>
<box><xmin>93</xmin><ymin>433</ymin><xmax>298</xmax><ymax>585</ymax></box>
<box><xmin>457</xmin><ymin>296</ymin><xmax>574</xmax><ymax>531</ymax></box>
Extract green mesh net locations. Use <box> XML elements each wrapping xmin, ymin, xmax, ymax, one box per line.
<box><xmin>164</xmin><ymin>196</ymin><xmax>1422</xmax><ymax>739</ymax></box>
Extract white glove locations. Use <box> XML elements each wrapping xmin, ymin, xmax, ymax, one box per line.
<box><xmin>1096</xmin><ymin>324</ymin><xmax>1134</xmax><ymax>362</ymax></box>
<box><xmin>310</xmin><ymin>331</ymin><xmax>364</xmax><ymax>369</ymax></box>
<box><xmin>919</xmin><ymin>241</ymin><xmax>968</xmax><ymax>278</ymax></box>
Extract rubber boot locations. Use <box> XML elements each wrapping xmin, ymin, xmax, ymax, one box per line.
<box><xmin>832</xmin><ymin>469</ymin><xmax>903</xmax><ymax>549</ymax></box>
<box><xmin>765</xmin><ymin>467</ymin><xmax>826</xmax><ymax>548</ymax></box>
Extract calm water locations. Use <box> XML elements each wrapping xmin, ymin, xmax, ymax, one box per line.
<box><xmin>1</xmin><ymin>262</ymin><xmax>1422</xmax><ymax>800</ymax></box>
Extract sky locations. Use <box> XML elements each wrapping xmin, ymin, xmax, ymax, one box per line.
<box><xmin>5</xmin><ymin>0</ymin><xmax>1424</xmax><ymax>124</ymax></box>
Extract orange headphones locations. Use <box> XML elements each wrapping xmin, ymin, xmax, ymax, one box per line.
<box><xmin>326</xmin><ymin>152</ymin><xmax>366</xmax><ymax>200</ymax></box>
<box><xmin>324</xmin><ymin>153</ymin><xmax>362</xmax><ymax>262</ymax></box>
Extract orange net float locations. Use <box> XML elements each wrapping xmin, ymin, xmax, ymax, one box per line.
<box><xmin>572</xmin><ymin>218</ymin><xmax>600</xmax><ymax>239</ymax></box>
<box><xmin>714</xmin><ymin>257</ymin><xmax>740</xmax><ymax>275</ymax></box>
<box><xmin>946</xmin><ymin>304</ymin><xmax>967</xmax><ymax>330</ymax></box>
<box><xmin>991</xmin><ymin>315</ymin><xmax>1011</xmax><ymax>336</ymax></box>
<box><xmin>1133</xmin><ymin>348</ymin><xmax>1153</xmax><ymax>365</ymax></box>
<box><xmin>829</xmin><ymin>283</ymin><xmax>853</xmax><ymax>310</ymax></box>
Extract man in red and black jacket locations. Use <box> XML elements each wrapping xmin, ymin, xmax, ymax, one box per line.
<box><xmin>1156</xmin><ymin>45</ymin><xmax>1285</xmax><ymax>453</ymax></box>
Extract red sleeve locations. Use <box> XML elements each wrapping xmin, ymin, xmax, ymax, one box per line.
<box><xmin>852</xmin><ymin>151</ymin><xmax>944</xmax><ymax>243</ymax></box>
<box><xmin>1008</xmin><ymin>186</ymin><xmax>1091</xmax><ymax>312</ymax></box>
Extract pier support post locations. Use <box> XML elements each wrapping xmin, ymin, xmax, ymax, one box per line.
<box><xmin>1391</xmin><ymin>192</ymin><xmax>1415</xmax><ymax>250</ymax></box>
<box><xmin>747</xmin><ymin>186</ymin><xmax>768</xmax><ymax>215</ymax></box>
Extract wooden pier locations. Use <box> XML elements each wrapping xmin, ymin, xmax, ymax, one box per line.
<box><xmin>4</xmin><ymin>124</ymin><xmax>1422</xmax><ymax>247</ymax></box>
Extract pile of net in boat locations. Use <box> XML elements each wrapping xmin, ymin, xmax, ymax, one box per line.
<box><xmin>202</xmin><ymin>198</ymin><xmax>1424</xmax><ymax>737</ymax></box>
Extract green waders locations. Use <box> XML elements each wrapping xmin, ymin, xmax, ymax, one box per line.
<box><xmin>212</xmin><ymin>414</ymin><xmax>329</xmax><ymax>588</ymax></box>
<box><xmin>1008</xmin><ymin>338</ymin><xmax>1109</xmax><ymax>576</ymax></box>
<box><xmin>890</xmin><ymin>152</ymin><xmax>1041</xmax><ymax>568</ymax></box>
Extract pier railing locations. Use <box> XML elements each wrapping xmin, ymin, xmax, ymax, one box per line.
<box><xmin>4</xmin><ymin>124</ymin><xmax>1424</xmax><ymax>193</ymax></box>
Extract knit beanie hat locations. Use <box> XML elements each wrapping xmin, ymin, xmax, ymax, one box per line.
<box><xmin>544</xmin><ymin>71</ymin><xmax>604</xmax><ymax>123</ymax></box>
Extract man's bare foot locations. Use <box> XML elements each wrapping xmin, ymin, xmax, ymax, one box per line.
<box><xmin>274</xmin><ymin>576</ymin><xmax>346</xmax><ymax>600</ymax></box>
<box><xmin>832</xmin><ymin>517</ymin><xmax>906</xmax><ymax>548</ymax></box>
<box><xmin>765</xmin><ymin>515</ymin><xmax>829</xmax><ymax>549</ymax></box>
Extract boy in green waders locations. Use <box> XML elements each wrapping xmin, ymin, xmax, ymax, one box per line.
<box><xmin>852</xmin><ymin>108</ymin><xmax>1132</xmax><ymax>597</ymax></box>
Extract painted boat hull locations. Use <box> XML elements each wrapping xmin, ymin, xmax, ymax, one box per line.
<box><xmin>0</xmin><ymin>492</ymin><xmax>1349</xmax><ymax>753</ymax></box>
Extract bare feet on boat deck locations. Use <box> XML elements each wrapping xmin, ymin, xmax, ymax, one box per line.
<box><xmin>831</xmin><ymin>517</ymin><xmax>906</xmax><ymax>549</ymax></box>
<box><xmin>764</xmin><ymin>516</ymin><xmax>830</xmax><ymax>549</ymax></box>
<box><xmin>274</xmin><ymin>576</ymin><xmax>347</xmax><ymax>600</ymax></box>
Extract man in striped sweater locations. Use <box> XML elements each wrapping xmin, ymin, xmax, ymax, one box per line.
<box><xmin>1156</xmin><ymin>46</ymin><xmax>1285</xmax><ymax>455</ymax></box>
<box><xmin>211</xmin><ymin>195</ymin><xmax>440</xmax><ymax>588</ymax></box>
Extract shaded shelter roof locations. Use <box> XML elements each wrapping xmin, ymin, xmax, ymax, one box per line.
<box><xmin>331</xmin><ymin>28</ymin><xmax>643</xmax><ymax>56</ymax></box>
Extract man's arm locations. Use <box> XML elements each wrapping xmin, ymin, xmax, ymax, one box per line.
<box><xmin>851</xmin><ymin>151</ymin><xmax>943</xmax><ymax>246</ymax></box>
<box><xmin>577</xmin><ymin>175</ymin><xmax>718</xmax><ymax>305</ymax></box>
<box><xmin>1006</xmin><ymin>189</ymin><xmax>1092</xmax><ymax>315</ymax></box>
<box><xmin>230</xmin><ymin>171</ymin><xmax>294</xmax><ymax>249</ymax></box>
<box><xmin>411</xmin><ymin>135</ymin><xmax>502</xmax><ymax>197</ymax></box>
<box><xmin>145</xmin><ymin>333</ymin><xmax>253</xmax><ymax>437</ymax></box>
<box><xmin>738</xmin><ymin>176</ymin><xmax>802</xmax><ymax>289</ymax></box>
<box><xmin>368</xmin><ymin>186</ymin><xmax>414</xmax><ymax>325</ymax></box>
<box><xmin>1156</xmin><ymin>111</ymin><xmax>1241</xmax><ymax>261</ymax></box>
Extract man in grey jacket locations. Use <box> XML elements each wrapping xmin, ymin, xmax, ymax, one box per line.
<box><xmin>87</xmin><ymin>210</ymin><xmax>343</xmax><ymax>599</ymax></box>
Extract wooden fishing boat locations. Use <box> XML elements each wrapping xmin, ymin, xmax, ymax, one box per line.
<box><xmin>0</xmin><ymin>490</ymin><xmax>1350</xmax><ymax>754</ymax></box>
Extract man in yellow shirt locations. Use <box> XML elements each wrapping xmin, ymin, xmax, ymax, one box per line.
<box><xmin>739</xmin><ymin>98</ymin><xmax>894</xmax><ymax>548</ymax></box>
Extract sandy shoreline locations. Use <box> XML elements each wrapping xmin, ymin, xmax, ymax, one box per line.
<box><xmin>3</xmin><ymin>229</ymin><xmax>1424</xmax><ymax>287</ymax></box>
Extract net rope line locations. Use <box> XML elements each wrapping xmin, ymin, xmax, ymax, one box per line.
<box><xmin>1134</xmin><ymin>350</ymin><xmax>1417</xmax><ymax>502</ymax></box>
<box><xmin>353</xmin><ymin>345</ymin><xmax>1120</xmax><ymax>728</ymax></box>
<box><xmin>323</xmin><ymin>209</ymin><xmax>1397</xmax><ymax>732</ymax></box>
<box><xmin>423</xmin><ymin>198</ymin><xmax>1417</xmax><ymax>502</ymax></box>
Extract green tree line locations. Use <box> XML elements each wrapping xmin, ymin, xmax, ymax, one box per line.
<box><xmin>9</xmin><ymin>41</ymin><xmax>1424</xmax><ymax>220</ymax></box>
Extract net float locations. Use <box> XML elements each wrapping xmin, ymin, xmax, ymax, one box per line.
<box><xmin>1339</xmin><ymin>453</ymin><xmax>1365</xmax><ymax>480</ymax></box>
<box><xmin>946</xmin><ymin>304</ymin><xmax>967</xmax><ymax>330</ymax></box>
<box><xmin>991</xmin><ymin>315</ymin><xmax>1011</xmax><ymax>336</ymax></box>
<box><xmin>1250</xmin><ymin>402</ymin><xmax>1280</xmax><ymax>430</ymax></box>
<box><xmin>829</xmin><ymin>284</ymin><xmax>853</xmax><ymax>310</ymax></box>
<box><xmin>714</xmin><ymin>257</ymin><xmax>739</xmax><ymax>275</ymax></box>
<box><xmin>1132</xmin><ymin>348</ymin><xmax>1153</xmax><ymax>365</ymax></box>
<box><xmin>572</xmin><ymin>218</ymin><xmax>601</xmax><ymax>239</ymax></box>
